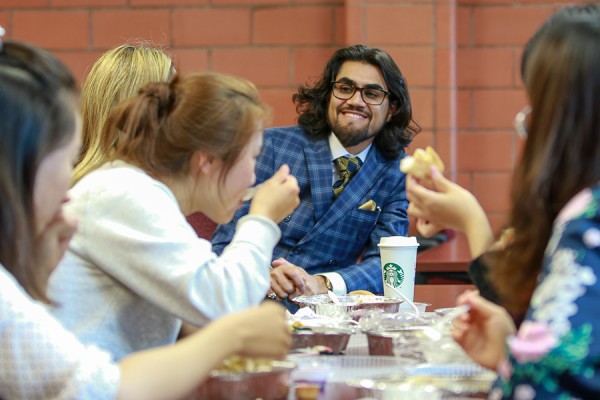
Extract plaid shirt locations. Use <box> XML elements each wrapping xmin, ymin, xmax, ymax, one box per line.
<box><xmin>212</xmin><ymin>125</ymin><xmax>409</xmax><ymax>294</ymax></box>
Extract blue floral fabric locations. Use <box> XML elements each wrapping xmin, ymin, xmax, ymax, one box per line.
<box><xmin>492</xmin><ymin>183</ymin><xmax>600</xmax><ymax>399</ymax></box>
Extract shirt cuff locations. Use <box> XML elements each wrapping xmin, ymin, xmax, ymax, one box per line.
<box><xmin>234</xmin><ymin>214</ymin><xmax>281</xmax><ymax>250</ymax></box>
<box><xmin>320</xmin><ymin>272</ymin><xmax>347</xmax><ymax>295</ymax></box>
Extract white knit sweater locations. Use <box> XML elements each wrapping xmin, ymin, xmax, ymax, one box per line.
<box><xmin>48</xmin><ymin>161</ymin><xmax>280</xmax><ymax>360</ymax></box>
<box><xmin>0</xmin><ymin>265</ymin><xmax>120</xmax><ymax>399</ymax></box>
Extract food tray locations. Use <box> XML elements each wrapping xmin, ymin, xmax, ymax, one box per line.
<box><xmin>196</xmin><ymin>360</ymin><xmax>295</xmax><ymax>400</ymax></box>
<box><xmin>293</xmin><ymin>295</ymin><xmax>404</xmax><ymax>321</ymax></box>
<box><xmin>346</xmin><ymin>363</ymin><xmax>497</xmax><ymax>398</ymax></box>
<box><xmin>291</xmin><ymin>331</ymin><xmax>352</xmax><ymax>354</ymax></box>
<box><xmin>288</xmin><ymin>355</ymin><xmax>416</xmax><ymax>382</ymax></box>
<box><xmin>408</xmin><ymin>363</ymin><xmax>493</xmax><ymax>378</ymax></box>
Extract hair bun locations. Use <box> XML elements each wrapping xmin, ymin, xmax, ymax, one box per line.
<box><xmin>139</xmin><ymin>81</ymin><xmax>175</xmax><ymax>118</ymax></box>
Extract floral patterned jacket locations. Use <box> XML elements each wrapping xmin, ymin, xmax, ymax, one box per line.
<box><xmin>492</xmin><ymin>183</ymin><xmax>600</xmax><ymax>400</ymax></box>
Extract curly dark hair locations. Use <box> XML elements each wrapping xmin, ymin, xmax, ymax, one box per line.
<box><xmin>293</xmin><ymin>44</ymin><xmax>420</xmax><ymax>160</ymax></box>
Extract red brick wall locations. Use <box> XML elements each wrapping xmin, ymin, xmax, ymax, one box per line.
<box><xmin>0</xmin><ymin>0</ymin><xmax>585</xmax><ymax>234</ymax></box>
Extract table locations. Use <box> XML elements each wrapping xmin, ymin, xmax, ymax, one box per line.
<box><xmin>414</xmin><ymin>233</ymin><xmax>474</xmax><ymax>309</ymax></box>
<box><xmin>417</xmin><ymin>233</ymin><xmax>471</xmax><ymax>274</ymax></box>
<box><xmin>414</xmin><ymin>284</ymin><xmax>475</xmax><ymax>310</ymax></box>
<box><xmin>288</xmin><ymin>351</ymin><xmax>493</xmax><ymax>399</ymax></box>
<box><xmin>195</xmin><ymin>320</ymin><xmax>493</xmax><ymax>400</ymax></box>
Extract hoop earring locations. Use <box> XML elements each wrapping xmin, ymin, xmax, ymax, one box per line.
<box><xmin>514</xmin><ymin>106</ymin><xmax>531</xmax><ymax>139</ymax></box>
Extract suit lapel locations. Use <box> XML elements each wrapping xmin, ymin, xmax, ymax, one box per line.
<box><xmin>304</xmin><ymin>137</ymin><xmax>334</xmax><ymax>221</ymax></box>
<box><xmin>300</xmin><ymin>146</ymin><xmax>386</xmax><ymax>244</ymax></box>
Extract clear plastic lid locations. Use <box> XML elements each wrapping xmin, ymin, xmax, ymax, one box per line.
<box><xmin>359</xmin><ymin>311</ymin><xmax>440</xmax><ymax>333</ymax></box>
<box><xmin>289</xmin><ymin>306</ymin><xmax>359</xmax><ymax>334</ymax></box>
<box><xmin>378</xmin><ymin>236</ymin><xmax>420</xmax><ymax>247</ymax></box>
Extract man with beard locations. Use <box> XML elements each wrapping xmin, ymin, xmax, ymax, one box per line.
<box><xmin>212</xmin><ymin>45</ymin><xmax>420</xmax><ymax>305</ymax></box>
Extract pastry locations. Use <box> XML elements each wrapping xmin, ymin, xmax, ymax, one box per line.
<box><xmin>348</xmin><ymin>290</ymin><xmax>375</xmax><ymax>296</ymax></box>
<box><xmin>400</xmin><ymin>146</ymin><xmax>445</xmax><ymax>180</ymax></box>
<box><xmin>295</xmin><ymin>383</ymin><xmax>320</xmax><ymax>400</ymax></box>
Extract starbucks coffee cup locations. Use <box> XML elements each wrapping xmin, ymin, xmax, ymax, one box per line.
<box><xmin>378</xmin><ymin>236</ymin><xmax>419</xmax><ymax>308</ymax></box>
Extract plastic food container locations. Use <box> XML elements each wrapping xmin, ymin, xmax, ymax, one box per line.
<box><xmin>366</xmin><ymin>327</ymin><xmax>429</xmax><ymax>361</ymax></box>
<box><xmin>294</xmin><ymin>294</ymin><xmax>404</xmax><ymax>321</ymax></box>
<box><xmin>292</xmin><ymin>330</ymin><xmax>352</xmax><ymax>354</ymax></box>
<box><xmin>360</xmin><ymin>311</ymin><xmax>440</xmax><ymax>360</ymax></box>
<box><xmin>195</xmin><ymin>360</ymin><xmax>296</xmax><ymax>400</ymax></box>
<box><xmin>347</xmin><ymin>363</ymin><xmax>497</xmax><ymax>399</ymax></box>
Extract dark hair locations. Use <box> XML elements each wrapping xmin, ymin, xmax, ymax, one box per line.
<box><xmin>521</xmin><ymin>3</ymin><xmax>600</xmax><ymax>82</ymax></box>
<box><xmin>102</xmin><ymin>72</ymin><xmax>270</xmax><ymax>187</ymax></box>
<box><xmin>0</xmin><ymin>41</ymin><xmax>78</xmax><ymax>301</ymax></box>
<box><xmin>293</xmin><ymin>44</ymin><xmax>420</xmax><ymax>160</ymax></box>
<box><xmin>493</xmin><ymin>16</ymin><xmax>600</xmax><ymax>316</ymax></box>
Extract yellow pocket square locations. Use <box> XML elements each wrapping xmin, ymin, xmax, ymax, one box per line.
<box><xmin>358</xmin><ymin>199</ymin><xmax>377</xmax><ymax>211</ymax></box>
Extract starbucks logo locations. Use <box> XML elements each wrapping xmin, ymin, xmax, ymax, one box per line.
<box><xmin>383</xmin><ymin>263</ymin><xmax>404</xmax><ymax>288</ymax></box>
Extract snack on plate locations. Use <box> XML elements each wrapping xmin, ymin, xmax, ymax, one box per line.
<box><xmin>348</xmin><ymin>290</ymin><xmax>375</xmax><ymax>296</ymax></box>
<box><xmin>295</xmin><ymin>383</ymin><xmax>320</xmax><ymax>400</ymax></box>
<box><xmin>217</xmin><ymin>356</ymin><xmax>274</xmax><ymax>373</ymax></box>
<box><xmin>400</xmin><ymin>146</ymin><xmax>445</xmax><ymax>180</ymax></box>
<box><xmin>290</xmin><ymin>321</ymin><xmax>312</xmax><ymax>333</ymax></box>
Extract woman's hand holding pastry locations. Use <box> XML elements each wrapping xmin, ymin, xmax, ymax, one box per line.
<box><xmin>406</xmin><ymin>167</ymin><xmax>494</xmax><ymax>258</ymax></box>
<box><xmin>407</xmin><ymin>168</ymin><xmax>476</xmax><ymax>234</ymax></box>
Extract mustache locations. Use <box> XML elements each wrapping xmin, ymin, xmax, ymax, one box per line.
<box><xmin>339</xmin><ymin>104</ymin><xmax>371</xmax><ymax>118</ymax></box>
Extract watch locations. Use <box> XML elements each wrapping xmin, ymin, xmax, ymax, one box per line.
<box><xmin>321</xmin><ymin>275</ymin><xmax>333</xmax><ymax>292</ymax></box>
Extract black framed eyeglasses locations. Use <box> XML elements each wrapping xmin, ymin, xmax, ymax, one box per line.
<box><xmin>331</xmin><ymin>81</ymin><xmax>390</xmax><ymax>105</ymax></box>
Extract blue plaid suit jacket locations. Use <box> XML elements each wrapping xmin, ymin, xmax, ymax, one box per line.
<box><xmin>211</xmin><ymin>126</ymin><xmax>409</xmax><ymax>294</ymax></box>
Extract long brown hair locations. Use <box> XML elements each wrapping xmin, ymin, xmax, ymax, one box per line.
<box><xmin>492</xmin><ymin>16</ymin><xmax>600</xmax><ymax>317</ymax></box>
<box><xmin>100</xmin><ymin>72</ymin><xmax>270</xmax><ymax>184</ymax></box>
<box><xmin>0</xmin><ymin>42</ymin><xmax>78</xmax><ymax>301</ymax></box>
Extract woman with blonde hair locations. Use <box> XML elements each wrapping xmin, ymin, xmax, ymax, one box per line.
<box><xmin>48</xmin><ymin>70</ymin><xmax>300</xmax><ymax>360</ymax></box>
<box><xmin>73</xmin><ymin>43</ymin><xmax>174</xmax><ymax>184</ymax></box>
<box><xmin>76</xmin><ymin>43</ymin><xmax>217</xmax><ymax>239</ymax></box>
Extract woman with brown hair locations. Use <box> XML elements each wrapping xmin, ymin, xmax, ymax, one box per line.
<box><xmin>48</xmin><ymin>71</ymin><xmax>299</xmax><ymax>360</ymax></box>
<box><xmin>74</xmin><ymin>43</ymin><xmax>215</xmax><ymax>240</ymax></box>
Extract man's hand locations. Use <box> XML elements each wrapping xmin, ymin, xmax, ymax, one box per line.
<box><xmin>269</xmin><ymin>258</ymin><xmax>324</xmax><ymax>300</ymax></box>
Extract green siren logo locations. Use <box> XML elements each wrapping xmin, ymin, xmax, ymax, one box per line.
<box><xmin>383</xmin><ymin>263</ymin><xmax>404</xmax><ymax>288</ymax></box>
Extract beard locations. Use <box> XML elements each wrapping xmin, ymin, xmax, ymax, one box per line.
<box><xmin>331</xmin><ymin>120</ymin><xmax>378</xmax><ymax>148</ymax></box>
<box><xmin>329</xmin><ymin>104</ymin><xmax>380</xmax><ymax>148</ymax></box>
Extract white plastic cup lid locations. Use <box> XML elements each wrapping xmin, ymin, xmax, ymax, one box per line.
<box><xmin>378</xmin><ymin>236</ymin><xmax>420</xmax><ymax>247</ymax></box>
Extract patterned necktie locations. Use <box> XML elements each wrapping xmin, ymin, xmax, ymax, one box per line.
<box><xmin>332</xmin><ymin>155</ymin><xmax>363</xmax><ymax>198</ymax></box>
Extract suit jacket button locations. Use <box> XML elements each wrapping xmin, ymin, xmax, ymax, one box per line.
<box><xmin>283</xmin><ymin>215</ymin><xmax>292</xmax><ymax>222</ymax></box>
